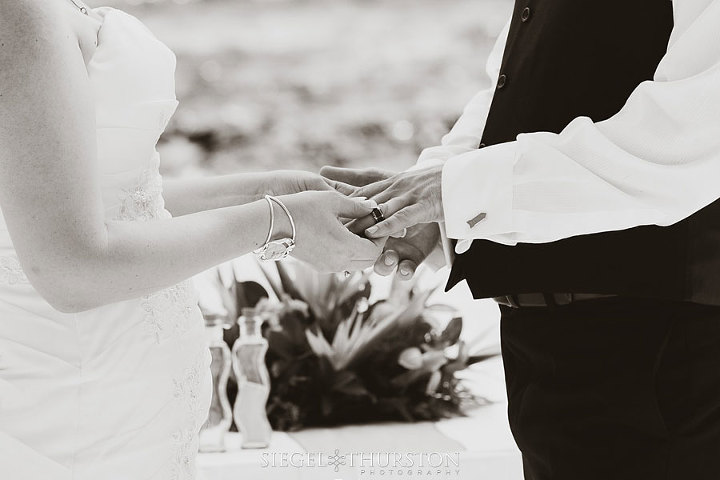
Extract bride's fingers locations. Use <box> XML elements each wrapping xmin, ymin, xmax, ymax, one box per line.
<box><xmin>346</xmin><ymin>238</ymin><xmax>388</xmax><ymax>271</ymax></box>
<box><xmin>345</xmin><ymin>199</ymin><xmax>394</xmax><ymax>236</ymax></box>
<box><xmin>347</xmin><ymin>214</ymin><xmax>375</xmax><ymax>235</ymax></box>
<box><xmin>334</xmin><ymin>195</ymin><xmax>378</xmax><ymax>219</ymax></box>
<box><xmin>320</xmin><ymin>166</ymin><xmax>392</xmax><ymax>186</ymax></box>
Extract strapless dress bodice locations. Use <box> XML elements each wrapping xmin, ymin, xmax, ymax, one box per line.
<box><xmin>91</xmin><ymin>7</ymin><xmax>179</xmax><ymax>221</ymax></box>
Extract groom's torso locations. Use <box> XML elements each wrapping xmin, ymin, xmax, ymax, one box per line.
<box><xmin>449</xmin><ymin>0</ymin><xmax>720</xmax><ymax>305</ymax></box>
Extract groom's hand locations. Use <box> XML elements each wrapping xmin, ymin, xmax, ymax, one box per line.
<box><xmin>375</xmin><ymin>224</ymin><xmax>441</xmax><ymax>280</ymax></box>
<box><xmin>321</xmin><ymin>166</ymin><xmax>443</xmax><ymax>280</ymax></box>
<box><xmin>321</xmin><ymin>165</ymin><xmax>444</xmax><ymax>239</ymax></box>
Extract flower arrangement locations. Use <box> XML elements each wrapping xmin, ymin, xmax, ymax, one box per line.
<box><xmin>208</xmin><ymin>260</ymin><xmax>497</xmax><ymax>432</ymax></box>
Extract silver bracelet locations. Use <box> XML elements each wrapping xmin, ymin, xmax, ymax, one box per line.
<box><xmin>261</xmin><ymin>195</ymin><xmax>275</xmax><ymax>247</ymax></box>
<box><xmin>253</xmin><ymin>195</ymin><xmax>296</xmax><ymax>261</ymax></box>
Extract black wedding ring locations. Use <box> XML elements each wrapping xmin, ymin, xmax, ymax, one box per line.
<box><xmin>371</xmin><ymin>207</ymin><xmax>385</xmax><ymax>224</ymax></box>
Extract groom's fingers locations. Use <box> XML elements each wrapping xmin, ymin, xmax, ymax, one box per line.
<box><xmin>324</xmin><ymin>178</ymin><xmax>357</xmax><ymax>196</ymax></box>
<box><xmin>374</xmin><ymin>250</ymin><xmax>399</xmax><ymax>276</ymax></box>
<box><xmin>320</xmin><ymin>166</ymin><xmax>393</xmax><ymax>186</ymax></box>
<box><xmin>346</xmin><ymin>197</ymin><xmax>407</xmax><ymax>235</ymax></box>
<box><xmin>396</xmin><ymin>260</ymin><xmax>417</xmax><ymax>281</ymax></box>
<box><xmin>373</xmin><ymin>246</ymin><xmax>418</xmax><ymax>280</ymax></box>
<box><xmin>365</xmin><ymin>204</ymin><xmax>424</xmax><ymax>239</ymax></box>
<box><xmin>354</xmin><ymin>178</ymin><xmax>394</xmax><ymax>200</ymax></box>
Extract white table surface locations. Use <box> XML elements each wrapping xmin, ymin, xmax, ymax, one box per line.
<box><xmin>198</xmin><ymin>359</ymin><xmax>522</xmax><ymax>480</ymax></box>
<box><xmin>198</xmin><ymin>404</ymin><xmax>521</xmax><ymax>480</ymax></box>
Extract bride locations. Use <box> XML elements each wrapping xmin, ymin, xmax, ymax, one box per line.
<box><xmin>0</xmin><ymin>1</ymin><xmax>385</xmax><ymax>479</ymax></box>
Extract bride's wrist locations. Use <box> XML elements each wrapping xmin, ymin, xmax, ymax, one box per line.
<box><xmin>253</xmin><ymin>195</ymin><xmax>297</xmax><ymax>261</ymax></box>
<box><xmin>256</xmin><ymin>195</ymin><xmax>293</xmax><ymax>242</ymax></box>
<box><xmin>233</xmin><ymin>172</ymin><xmax>282</xmax><ymax>204</ymax></box>
<box><xmin>272</xmin><ymin>203</ymin><xmax>293</xmax><ymax>239</ymax></box>
<box><xmin>260</xmin><ymin>171</ymin><xmax>286</xmax><ymax>198</ymax></box>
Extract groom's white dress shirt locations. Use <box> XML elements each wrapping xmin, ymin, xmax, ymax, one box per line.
<box><xmin>418</xmin><ymin>0</ymin><xmax>720</xmax><ymax>257</ymax></box>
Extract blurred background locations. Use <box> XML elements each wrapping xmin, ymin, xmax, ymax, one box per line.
<box><xmin>95</xmin><ymin>0</ymin><xmax>511</xmax><ymax>178</ymax></box>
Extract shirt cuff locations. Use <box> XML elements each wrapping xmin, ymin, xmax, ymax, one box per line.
<box><xmin>437</xmin><ymin>223</ymin><xmax>455</xmax><ymax>266</ymax></box>
<box><xmin>407</xmin><ymin>156</ymin><xmax>445</xmax><ymax>172</ymax></box>
<box><xmin>441</xmin><ymin>142</ymin><xmax>518</xmax><ymax>250</ymax></box>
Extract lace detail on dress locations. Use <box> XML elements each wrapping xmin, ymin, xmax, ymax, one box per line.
<box><xmin>0</xmin><ymin>256</ymin><xmax>30</xmax><ymax>285</ymax></box>
<box><xmin>113</xmin><ymin>167</ymin><xmax>198</xmax><ymax>344</ymax></box>
<box><xmin>116</xmin><ymin>168</ymin><xmax>171</xmax><ymax>222</ymax></box>
<box><xmin>142</xmin><ymin>281</ymin><xmax>198</xmax><ymax>344</ymax></box>
<box><xmin>170</xmin><ymin>349</ymin><xmax>210</xmax><ymax>480</ymax></box>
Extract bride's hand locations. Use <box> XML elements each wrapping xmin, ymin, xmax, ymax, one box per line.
<box><xmin>278</xmin><ymin>191</ymin><xmax>387</xmax><ymax>273</ymax></box>
<box><xmin>267</xmin><ymin>170</ymin><xmax>355</xmax><ymax>197</ymax></box>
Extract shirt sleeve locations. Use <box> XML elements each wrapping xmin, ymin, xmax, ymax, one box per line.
<box><xmin>442</xmin><ymin>0</ymin><xmax>720</xmax><ymax>252</ymax></box>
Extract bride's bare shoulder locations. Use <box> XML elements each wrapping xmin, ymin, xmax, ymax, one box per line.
<box><xmin>0</xmin><ymin>1</ymin><xmax>75</xmax><ymax>58</ymax></box>
<box><xmin>0</xmin><ymin>0</ymin><xmax>67</xmax><ymax>34</ymax></box>
<box><xmin>0</xmin><ymin>1</ymin><xmax>100</xmax><ymax>74</ymax></box>
<box><xmin>0</xmin><ymin>1</ymin><xmax>95</xmax><ymax>120</ymax></box>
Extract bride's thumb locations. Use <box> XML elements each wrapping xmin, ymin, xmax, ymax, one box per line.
<box><xmin>335</xmin><ymin>195</ymin><xmax>377</xmax><ymax>219</ymax></box>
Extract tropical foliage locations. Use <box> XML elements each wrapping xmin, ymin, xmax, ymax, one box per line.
<box><xmin>208</xmin><ymin>261</ymin><xmax>497</xmax><ymax>431</ymax></box>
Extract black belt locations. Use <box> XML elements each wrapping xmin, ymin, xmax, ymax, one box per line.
<box><xmin>494</xmin><ymin>293</ymin><xmax>618</xmax><ymax>308</ymax></box>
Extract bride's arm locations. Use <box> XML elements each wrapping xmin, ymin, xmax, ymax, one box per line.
<box><xmin>161</xmin><ymin>174</ymin><xmax>274</xmax><ymax>216</ymax></box>
<box><xmin>161</xmin><ymin>170</ymin><xmax>347</xmax><ymax>217</ymax></box>
<box><xmin>0</xmin><ymin>1</ymin><xmax>381</xmax><ymax>313</ymax></box>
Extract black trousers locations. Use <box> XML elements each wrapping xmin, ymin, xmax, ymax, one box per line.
<box><xmin>500</xmin><ymin>297</ymin><xmax>720</xmax><ymax>480</ymax></box>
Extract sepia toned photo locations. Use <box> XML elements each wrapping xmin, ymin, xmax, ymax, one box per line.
<box><xmin>1</xmin><ymin>1</ymin><xmax>719</xmax><ymax>479</ymax></box>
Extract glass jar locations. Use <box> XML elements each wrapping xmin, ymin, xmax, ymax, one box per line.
<box><xmin>231</xmin><ymin>307</ymin><xmax>272</xmax><ymax>449</ymax></box>
<box><xmin>199</xmin><ymin>314</ymin><xmax>233</xmax><ymax>453</ymax></box>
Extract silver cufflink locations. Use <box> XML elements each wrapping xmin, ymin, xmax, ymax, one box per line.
<box><xmin>467</xmin><ymin>212</ymin><xmax>487</xmax><ymax>228</ymax></box>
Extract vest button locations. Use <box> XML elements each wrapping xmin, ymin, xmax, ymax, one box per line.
<box><xmin>497</xmin><ymin>74</ymin><xmax>508</xmax><ymax>89</ymax></box>
<box><xmin>521</xmin><ymin>7</ymin><xmax>532</xmax><ymax>22</ymax></box>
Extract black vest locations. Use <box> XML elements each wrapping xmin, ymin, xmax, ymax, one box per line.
<box><xmin>448</xmin><ymin>0</ymin><xmax>720</xmax><ymax>306</ymax></box>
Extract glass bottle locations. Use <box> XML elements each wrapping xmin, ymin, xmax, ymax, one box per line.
<box><xmin>199</xmin><ymin>314</ymin><xmax>233</xmax><ymax>453</ymax></box>
<box><xmin>232</xmin><ymin>308</ymin><xmax>272</xmax><ymax>449</ymax></box>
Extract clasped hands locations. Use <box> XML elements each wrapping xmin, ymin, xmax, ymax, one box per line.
<box><xmin>321</xmin><ymin>164</ymin><xmax>445</xmax><ymax>280</ymax></box>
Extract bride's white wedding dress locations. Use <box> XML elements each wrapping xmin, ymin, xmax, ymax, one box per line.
<box><xmin>0</xmin><ymin>8</ymin><xmax>211</xmax><ymax>480</ymax></box>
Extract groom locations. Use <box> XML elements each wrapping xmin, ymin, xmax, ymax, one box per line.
<box><xmin>323</xmin><ymin>1</ymin><xmax>720</xmax><ymax>479</ymax></box>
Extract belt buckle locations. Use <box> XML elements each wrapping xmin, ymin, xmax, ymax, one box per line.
<box><xmin>553</xmin><ymin>293</ymin><xmax>573</xmax><ymax>306</ymax></box>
